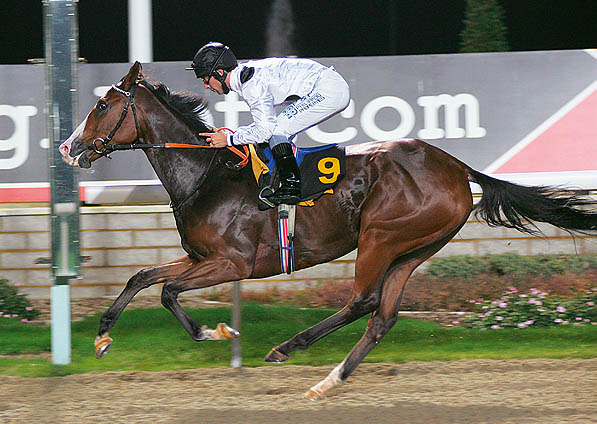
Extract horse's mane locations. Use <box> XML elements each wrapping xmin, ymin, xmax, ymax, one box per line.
<box><xmin>140</xmin><ymin>79</ymin><xmax>211</xmax><ymax>132</ymax></box>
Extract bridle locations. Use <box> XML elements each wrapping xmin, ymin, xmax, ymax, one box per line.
<box><xmin>91</xmin><ymin>82</ymin><xmax>143</xmax><ymax>158</ymax></box>
<box><xmin>89</xmin><ymin>80</ymin><xmax>249</xmax><ymax>170</ymax></box>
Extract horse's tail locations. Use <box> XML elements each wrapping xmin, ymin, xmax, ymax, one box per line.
<box><xmin>466</xmin><ymin>168</ymin><xmax>597</xmax><ymax>235</ymax></box>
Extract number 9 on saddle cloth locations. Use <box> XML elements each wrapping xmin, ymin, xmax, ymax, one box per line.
<box><xmin>253</xmin><ymin>144</ymin><xmax>346</xmax><ymax>211</ymax></box>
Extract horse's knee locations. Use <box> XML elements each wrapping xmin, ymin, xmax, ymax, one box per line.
<box><xmin>348</xmin><ymin>290</ymin><xmax>381</xmax><ymax>316</ymax></box>
<box><xmin>126</xmin><ymin>267</ymin><xmax>157</xmax><ymax>291</ymax></box>
<box><xmin>160</xmin><ymin>284</ymin><xmax>178</xmax><ymax>309</ymax></box>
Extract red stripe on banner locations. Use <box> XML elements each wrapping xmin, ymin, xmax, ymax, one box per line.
<box><xmin>495</xmin><ymin>91</ymin><xmax>597</xmax><ymax>173</ymax></box>
<box><xmin>0</xmin><ymin>187</ymin><xmax>86</xmax><ymax>203</ymax></box>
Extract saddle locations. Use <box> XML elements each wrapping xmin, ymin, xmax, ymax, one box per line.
<box><xmin>249</xmin><ymin>144</ymin><xmax>346</xmax><ymax>210</ymax></box>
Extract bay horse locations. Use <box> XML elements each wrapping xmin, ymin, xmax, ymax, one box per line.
<box><xmin>59</xmin><ymin>62</ymin><xmax>597</xmax><ymax>399</ymax></box>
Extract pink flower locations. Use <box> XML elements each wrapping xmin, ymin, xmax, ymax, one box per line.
<box><xmin>25</xmin><ymin>307</ymin><xmax>33</xmax><ymax>311</ymax></box>
<box><xmin>587</xmin><ymin>302</ymin><xmax>595</xmax><ymax>307</ymax></box>
<box><xmin>491</xmin><ymin>325</ymin><xmax>501</xmax><ymax>330</ymax></box>
<box><xmin>21</xmin><ymin>319</ymin><xmax>28</xmax><ymax>323</ymax></box>
<box><xmin>517</xmin><ymin>323</ymin><xmax>527</xmax><ymax>328</ymax></box>
<box><xmin>498</xmin><ymin>302</ymin><xmax>508</xmax><ymax>308</ymax></box>
<box><xmin>556</xmin><ymin>306</ymin><xmax>566</xmax><ymax>313</ymax></box>
<box><xmin>496</xmin><ymin>316</ymin><xmax>504</xmax><ymax>321</ymax></box>
<box><xmin>554</xmin><ymin>318</ymin><xmax>563</xmax><ymax>323</ymax></box>
<box><xmin>576</xmin><ymin>317</ymin><xmax>583</xmax><ymax>321</ymax></box>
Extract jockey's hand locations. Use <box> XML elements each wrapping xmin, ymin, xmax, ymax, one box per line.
<box><xmin>199</xmin><ymin>128</ymin><xmax>228</xmax><ymax>148</ymax></box>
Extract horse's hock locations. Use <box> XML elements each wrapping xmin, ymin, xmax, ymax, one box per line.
<box><xmin>1</xmin><ymin>202</ymin><xmax>596</xmax><ymax>300</ymax></box>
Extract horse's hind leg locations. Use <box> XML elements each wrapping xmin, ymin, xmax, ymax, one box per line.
<box><xmin>265</xmin><ymin>226</ymin><xmax>440</xmax><ymax>363</ymax></box>
<box><xmin>265</xmin><ymin>254</ymin><xmax>386</xmax><ymax>363</ymax></box>
<box><xmin>265</xmin><ymin>297</ymin><xmax>378</xmax><ymax>363</ymax></box>
<box><xmin>304</xmin><ymin>259</ymin><xmax>419</xmax><ymax>400</ymax></box>
<box><xmin>304</xmin><ymin>224</ymin><xmax>465</xmax><ymax>399</ymax></box>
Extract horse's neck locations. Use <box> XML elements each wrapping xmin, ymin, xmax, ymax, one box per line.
<box><xmin>141</xmin><ymin>109</ymin><xmax>215</xmax><ymax>205</ymax></box>
<box><xmin>146</xmin><ymin>147</ymin><xmax>215</xmax><ymax>202</ymax></box>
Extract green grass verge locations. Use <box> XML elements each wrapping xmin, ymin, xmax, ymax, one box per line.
<box><xmin>1</xmin><ymin>303</ymin><xmax>596</xmax><ymax>377</ymax></box>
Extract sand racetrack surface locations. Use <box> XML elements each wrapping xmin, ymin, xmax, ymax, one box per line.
<box><xmin>1</xmin><ymin>358</ymin><xmax>595</xmax><ymax>423</ymax></box>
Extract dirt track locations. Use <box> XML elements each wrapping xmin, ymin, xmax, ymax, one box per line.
<box><xmin>1</xmin><ymin>359</ymin><xmax>595</xmax><ymax>423</ymax></box>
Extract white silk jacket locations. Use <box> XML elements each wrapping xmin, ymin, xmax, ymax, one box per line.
<box><xmin>227</xmin><ymin>57</ymin><xmax>330</xmax><ymax>145</ymax></box>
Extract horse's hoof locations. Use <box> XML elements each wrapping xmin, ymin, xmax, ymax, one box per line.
<box><xmin>304</xmin><ymin>388</ymin><xmax>325</xmax><ymax>401</ymax></box>
<box><xmin>215</xmin><ymin>323</ymin><xmax>240</xmax><ymax>340</ymax></box>
<box><xmin>264</xmin><ymin>348</ymin><xmax>289</xmax><ymax>363</ymax></box>
<box><xmin>94</xmin><ymin>335</ymin><xmax>113</xmax><ymax>359</ymax></box>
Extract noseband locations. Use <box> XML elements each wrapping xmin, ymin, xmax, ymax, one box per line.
<box><xmin>91</xmin><ymin>82</ymin><xmax>143</xmax><ymax>158</ymax></box>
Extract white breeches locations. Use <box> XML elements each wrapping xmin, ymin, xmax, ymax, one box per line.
<box><xmin>274</xmin><ymin>67</ymin><xmax>350</xmax><ymax>145</ymax></box>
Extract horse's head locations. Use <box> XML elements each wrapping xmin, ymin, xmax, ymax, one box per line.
<box><xmin>59</xmin><ymin>62</ymin><xmax>145</xmax><ymax>168</ymax></box>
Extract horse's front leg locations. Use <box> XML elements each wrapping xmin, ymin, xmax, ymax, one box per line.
<box><xmin>95</xmin><ymin>255</ymin><xmax>198</xmax><ymax>358</ymax></box>
<box><xmin>95</xmin><ymin>255</ymin><xmax>245</xmax><ymax>358</ymax></box>
<box><xmin>160</xmin><ymin>255</ymin><xmax>247</xmax><ymax>342</ymax></box>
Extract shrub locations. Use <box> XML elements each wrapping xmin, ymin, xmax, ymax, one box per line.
<box><xmin>0</xmin><ymin>279</ymin><xmax>40</xmax><ymax>322</ymax></box>
<box><xmin>487</xmin><ymin>253</ymin><xmax>535</xmax><ymax>276</ymax></box>
<box><xmin>426</xmin><ymin>255</ymin><xmax>486</xmax><ymax>279</ymax></box>
<box><xmin>461</xmin><ymin>287</ymin><xmax>597</xmax><ymax>329</ymax></box>
<box><xmin>427</xmin><ymin>253</ymin><xmax>597</xmax><ymax>280</ymax></box>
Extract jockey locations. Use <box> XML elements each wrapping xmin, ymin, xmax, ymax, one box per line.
<box><xmin>188</xmin><ymin>41</ymin><xmax>350</xmax><ymax>205</ymax></box>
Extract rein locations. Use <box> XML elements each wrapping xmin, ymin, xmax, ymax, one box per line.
<box><xmin>90</xmin><ymin>81</ymin><xmax>250</xmax><ymax>168</ymax></box>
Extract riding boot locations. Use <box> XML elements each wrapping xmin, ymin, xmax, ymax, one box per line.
<box><xmin>267</xmin><ymin>142</ymin><xmax>302</xmax><ymax>205</ymax></box>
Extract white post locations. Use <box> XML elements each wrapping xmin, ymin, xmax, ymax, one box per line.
<box><xmin>230</xmin><ymin>281</ymin><xmax>242</xmax><ymax>368</ymax></box>
<box><xmin>128</xmin><ymin>0</ymin><xmax>153</xmax><ymax>63</ymax></box>
<box><xmin>51</xmin><ymin>285</ymin><xmax>71</xmax><ymax>365</ymax></box>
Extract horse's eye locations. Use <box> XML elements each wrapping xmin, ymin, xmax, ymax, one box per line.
<box><xmin>97</xmin><ymin>101</ymin><xmax>107</xmax><ymax>111</ymax></box>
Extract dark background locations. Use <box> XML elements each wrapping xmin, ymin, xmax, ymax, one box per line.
<box><xmin>1</xmin><ymin>0</ymin><xmax>596</xmax><ymax>64</ymax></box>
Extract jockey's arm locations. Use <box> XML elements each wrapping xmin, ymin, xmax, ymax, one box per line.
<box><xmin>227</xmin><ymin>81</ymin><xmax>277</xmax><ymax>146</ymax></box>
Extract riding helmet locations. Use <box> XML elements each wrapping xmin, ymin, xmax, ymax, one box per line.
<box><xmin>186</xmin><ymin>42</ymin><xmax>238</xmax><ymax>79</ymax></box>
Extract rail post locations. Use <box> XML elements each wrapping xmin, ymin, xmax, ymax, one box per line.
<box><xmin>43</xmin><ymin>0</ymin><xmax>80</xmax><ymax>365</ymax></box>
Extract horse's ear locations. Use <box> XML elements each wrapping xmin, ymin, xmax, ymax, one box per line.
<box><xmin>121</xmin><ymin>61</ymin><xmax>143</xmax><ymax>89</ymax></box>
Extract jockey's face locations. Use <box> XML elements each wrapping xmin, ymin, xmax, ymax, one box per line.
<box><xmin>203</xmin><ymin>69</ymin><xmax>226</xmax><ymax>95</ymax></box>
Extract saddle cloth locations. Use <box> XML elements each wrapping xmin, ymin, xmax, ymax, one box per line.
<box><xmin>248</xmin><ymin>144</ymin><xmax>346</xmax><ymax>209</ymax></box>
